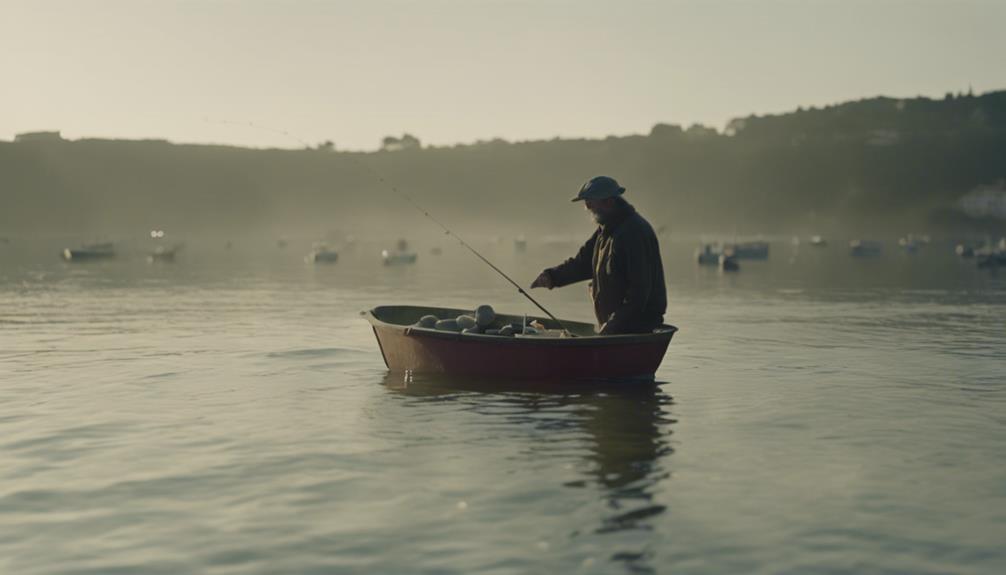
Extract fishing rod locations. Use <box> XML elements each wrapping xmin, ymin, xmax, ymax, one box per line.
<box><xmin>356</xmin><ymin>163</ymin><xmax>577</xmax><ymax>337</ymax></box>
<box><xmin>202</xmin><ymin>117</ymin><xmax>576</xmax><ymax>335</ymax></box>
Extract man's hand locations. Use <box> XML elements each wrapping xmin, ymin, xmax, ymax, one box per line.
<box><xmin>530</xmin><ymin>271</ymin><xmax>554</xmax><ymax>290</ymax></box>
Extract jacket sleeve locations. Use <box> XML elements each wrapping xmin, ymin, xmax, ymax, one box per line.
<box><xmin>600</xmin><ymin>230</ymin><xmax>654</xmax><ymax>334</ymax></box>
<box><xmin>545</xmin><ymin>230</ymin><xmax>597</xmax><ymax>287</ymax></box>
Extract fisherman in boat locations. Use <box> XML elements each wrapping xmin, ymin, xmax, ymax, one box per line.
<box><xmin>530</xmin><ymin>176</ymin><xmax>667</xmax><ymax>335</ymax></box>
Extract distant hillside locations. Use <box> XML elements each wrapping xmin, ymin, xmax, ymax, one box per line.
<box><xmin>2</xmin><ymin>90</ymin><xmax>1004</xmax><ymax>239</ymax></box>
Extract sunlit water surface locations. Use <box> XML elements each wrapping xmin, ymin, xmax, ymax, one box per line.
<box><xmin>2</xmin><ymin>239</ymin><xmax>1004</xmax><ymax>574</ymax></box>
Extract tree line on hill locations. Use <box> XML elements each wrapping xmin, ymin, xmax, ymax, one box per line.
<box><xmin>2</xmin><ymin>90</ymin><xmax>1003</xmax><ymax>240</ymax></box>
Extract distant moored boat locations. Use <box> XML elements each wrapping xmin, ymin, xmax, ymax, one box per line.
<box><xmin>383</xmin><ymin>238</ymin><xmax>418</xmax><ymax>266</ymax></box>
<box><xmin>62</xmin><ymin>242</ymin><xmax>115</xmax><ymax>262</ymax></box>
<box><xmin>849</xmin><ymin>240</ymin><xmax>883</xmax><ymax>257</ymax></box>
<box><xmin>382</xmin><ymin>250</ymin><xmax>418</xmax><ymax>265</ymax></box>
<box><xmin>514</xmin><ymin>235</ymin><xmax>527</xmax><ymax>252</ymax></box>
<box><xmin>728</xmin><ymin>241</ymin><xmax>770</xmax><ymax>260</ymax></box>
<box><xmin>976</xmin><ymin>239</ymin><xmax>1005</xmax><ymax>269</ymax></box>
<box><xmin>976</xmin><ymin>252</ymin><xmax>1006</xmax><ymax>269</ymax></box>
<box><xmin>695</xmin><ymin>244</ymin><xmax>721</xmax><ymax>265</ymax></box>
<box><xmin>719</xmin><ymin>253</ymin><xmax>740</xmax><ymax>271</ymax></box>
<box><xmin>898</xmin><ymin>235</ymin><xmax>921</xmax><ymax>253</ymax></box>
<box><xmin>306</xmin><ymin>243</ymin><xmax>339</xmax><ymax>264</ymax></box>
<box><xmin>147</xmin><ymin>244</ymin><xmax>181</xmax><ymax>263</ymax></box>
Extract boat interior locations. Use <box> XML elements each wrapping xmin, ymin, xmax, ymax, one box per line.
<box><xmin>369</xmin><ymin>305</ymin><xmax>598</xmax><ymax>337</ymax></box>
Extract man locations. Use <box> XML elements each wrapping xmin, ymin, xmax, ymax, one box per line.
<box><xmin>530</xmin><ymin>176</ymin><xmax>667</xmax><ymax>335</ymax></box>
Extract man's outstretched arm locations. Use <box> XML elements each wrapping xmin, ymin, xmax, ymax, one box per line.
<box><xmin>531</xmin><ymin>231</ymin><xmax>598</xmax><ymax>289</ymax></box>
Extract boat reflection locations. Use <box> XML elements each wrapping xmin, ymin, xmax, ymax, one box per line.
<box><xmin>380</xmin><ymin>372</ymin><xmax>675</xmax><ymax>573</ymax></box>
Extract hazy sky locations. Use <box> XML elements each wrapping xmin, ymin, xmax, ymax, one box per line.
<box><xmin>2</xmin><ymin>0</ymin><xmax>1003</xmax><ymax>150</ymax></box>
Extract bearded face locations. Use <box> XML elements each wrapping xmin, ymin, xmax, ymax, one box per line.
<box><xmin>585</xmin><ymin>198</ymin><xmax>616</xmax><ymax>224</ymax></box>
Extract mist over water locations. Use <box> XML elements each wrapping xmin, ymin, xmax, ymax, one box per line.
<box><xmin>4</xmin><ymin>0</ymin><xmax>1005</xmax><ymax>570</ymax></box>
<box><xmin>2</xmin><ymin>237</ymin><xmax>1004</xmax><ymax>574</ymax></box>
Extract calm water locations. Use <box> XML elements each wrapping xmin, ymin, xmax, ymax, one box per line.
<box><xmin>2</xmin><ymin>238</ymin><xmax>1004</xmax><ymax>574</ymax></box>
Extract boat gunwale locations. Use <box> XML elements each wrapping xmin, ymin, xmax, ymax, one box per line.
<box><xmin>366</xmin><ymin>305</ymin><xmax>677</xmax><ymax>347</ymax></box>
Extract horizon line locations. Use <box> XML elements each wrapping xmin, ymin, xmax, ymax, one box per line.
<box><xmin>6</xmin><ymin>87</ymin><xmax>1002</xmax><ymax>153</ymax></box>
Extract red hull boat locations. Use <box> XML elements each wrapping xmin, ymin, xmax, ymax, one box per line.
<box><xmin>366</xmin><ymin>305</ymin><xmax>678</xmax><ymax>380</ymax></box>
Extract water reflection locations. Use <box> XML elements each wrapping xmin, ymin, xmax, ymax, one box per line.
<box><xmin>381</xmin><ymin>373</ymin><xmax>675</xmax><ymax>573</ymax></box>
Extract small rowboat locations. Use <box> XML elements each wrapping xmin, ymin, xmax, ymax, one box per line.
<box><xmin>366</xmin><ymin>305</ymin><xmax>678</xmax><ymax>380</ymax></box>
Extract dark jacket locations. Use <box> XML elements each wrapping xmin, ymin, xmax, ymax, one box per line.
<box><xmin>545</xmin><ymin>200</ymin><xmax>667</xmax><ymax>334</ymax></box>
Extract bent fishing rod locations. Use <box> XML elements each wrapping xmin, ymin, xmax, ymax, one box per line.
<box><xmin>203</xmin><ymin>117</ymin><xmax>575</xmax><ymax>334</ymax></box>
